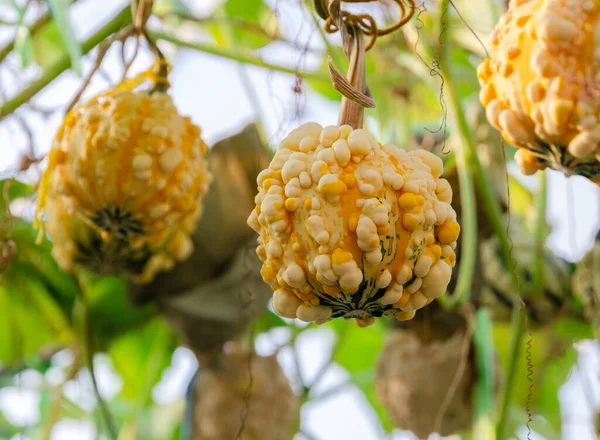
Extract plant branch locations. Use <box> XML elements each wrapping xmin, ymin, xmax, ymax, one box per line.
<box><xmin>75</xmin><ymin>274</ymin><xmax>118</xmax><ymax>440</ymax></box>
<box><xmin>496</xmin><ymin>307</ymin><xmax>526</xmax><ymax>440</ymax></box>
<box><xmin>531</xmin><ymin>171</ymin><xmax>547</xmax><ymax>297</ymax></box>
<box><xmin>0</xmin><ymin>5</ymin><xmax>132</xmax><ymax>120</ymax></box>
<box><xmin>473</xmin><ymin>309</ymin><xmax>497</xmax><ymax>440</ymax></box>
<box><xmin>437</xmin><ymin>0</ymin><xmax>476</xmax><ymax>306</ymax></box>
<box><xmin>150</xmin><ymin>31</ymin><xmax>333</xmax><ymax>82</ymax></box>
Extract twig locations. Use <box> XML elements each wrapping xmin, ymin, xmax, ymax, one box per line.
<box><xmin>65</xmin><ymin>24</ymin><xmax>135</xmax><ymax>114</ymax></box>
<box><xmin>162</xmin><ymin>12</ymin><xmax>322</xmax><ymax>53</ymax></box>
<box><xmin>437</xmin><ymin>0</ymin><xmax>476</xmax><ymax>306</ymax></box>
<box><xmin>0</xmin><ymin>6</ymin><xmax>132</xmax><ymax>120</ymax></box>
<box><xmin>76</xmin><ymin>275</ymin><xmax>118</xmax><ymax>440</ymax></box>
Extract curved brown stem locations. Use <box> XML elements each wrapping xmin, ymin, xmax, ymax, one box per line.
<box><xmin>335</xmin><ymin>27</ymin><xmax>370</xmax><ymax>128</ymax></box>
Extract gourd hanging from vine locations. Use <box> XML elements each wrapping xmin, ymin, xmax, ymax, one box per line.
<box><xmin>247</xmin><ymin>0</ymin><xmax>460</xmax><ymax>326</ymax></box>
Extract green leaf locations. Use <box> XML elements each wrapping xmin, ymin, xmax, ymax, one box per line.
<box><xmin>32</xmin><ymin>21</ymin><xmax>65</xmax><ymax>69</ymax></box>
<box><xmin>12</xmin><ymin>219</ymin><xmax>78</xmax><ymax>308</ymax></box>
<box><xmin>253</xmin><ymin>310</ymin><xmax>288</xmax><ymax>335</ymax></box>
<box><xmin>109</xmin><ymin>318</ymin><xmax>176</xmax><ymax>405</ymax></box>
<box><xmin>0</xmin><ymin>278</ymin><xmax>58</xmax><ymax>365</ymax></box>
<box><xmin>47</xmin><ymin>0</ymin><xmax>82</xmax><ymax>75</ymax></box>
<box><xmin>10</xmin><ymin>261</ymin><xmax>74</xmax><ymax>345</ymax></box>
<box><xmin>333</xmin><ymin>320</ymin><xmax>384</xmax><ymax>374</ymax></box>
<box><xmin>83</xmin><ymin>273</ymin><xmax>156</xmax><ymax>349</ymax></box>
<box><xmin>0</xmin><ymin>283</ymin><xmax>17</xmax><ymax>364</ymax></box>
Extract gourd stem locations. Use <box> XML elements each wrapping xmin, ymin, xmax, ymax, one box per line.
<box><xmin>338</xmin><ymin>27</ymin><xmax>367</xmax><ymax>129</ymax></box>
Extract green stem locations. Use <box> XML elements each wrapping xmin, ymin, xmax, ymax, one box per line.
<box><xmin>75</xmin><ymin>273</ymin><xmax>118</xmax><ymax>440</ymax></box>
<box><xmin>152</xmin><ymin>31</ymin><xmax>332</xmax><ymax>82</ymax></box>
<box><xmin>473</xmin><ymin>309</ymin><xmax>497</xmax><ymax>440</ymax></box>
<box><xmin>0</xmin><ymin>5</ymin><xmax>131</xmax><ymax>120</ymax></box>
<box><xmin>531</xmin><ymin>171</ymin><xmax>547</xmax><ymax>297</ymax></box>
<box><xmin>438</xmin><ymin>0</ymin><xmax>476</xmax><ymax>306</ymax></box>
<box><xmin>496</xmin><ymin>307</ymin><xmax>526</xmax><ymax>440</ymax></box>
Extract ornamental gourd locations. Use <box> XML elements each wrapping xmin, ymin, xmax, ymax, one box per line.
<box><xmin>36</xmin><ymin>84</ymin><xmax>211</xmax><ymax>284</ymax></box>
<box><xmin>478</xmin><ymin>0</ymin><xmax>600</xmax><ymax>181</ymax></box>
<box><xmin>247</xmin><ymin>123</ymin><xmax>459</xmax><ymax>325</ymax></box>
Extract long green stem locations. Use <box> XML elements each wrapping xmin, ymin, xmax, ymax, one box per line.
<box><xmin>74</xmin><ymin>274</ymin><xmax>118</xmax><ymax>440</ymax></box>
<box><xmin>434</xmin><ymin>3</ymin><xmax>528</xmax><ymax>436</ymax></box>
<box><xmin>152</xmin><ymin>31</ymin><xmax>333</xmax><ymax>82</ymax></box>
<box><xmin>531</xmin><ymin>171</ymin><xmax>547</xmax><ymax>297</ymax></box>
<box><xmin>473</xmin><ymin>309</ymin><xmax>497</xmax><ymax>440</ymax></box>
<box><xmin>497</xmin><ymin>174</ymin><xmax>546</xmax><ymax>438</ymax></box>
<box><xmin>0</xmin><ymin>5</ymin><xmax>131</xmax><ymax>120</ymax></box>
<box><xmin>438</xmin><ymin>0</ymin><xmax>476</xmax><ymax>306</ymax></box>
<box><xmin>496</xmin><ymin>307</ymin><xmax>525</xmax><ymax>440</ymax></box>
<box><xmin>151</xmin><ymin>31</ymin><xmax>399</xmax><ymax>87</ymax></box>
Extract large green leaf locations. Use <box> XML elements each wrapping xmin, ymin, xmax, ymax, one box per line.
<box><xmin>84</xmin><ymin>273</ymin><xmax>156</xmax><ymax>349</ymax></box>
<box><xmin>109</xmin><ymin>318</ymin><xmax>177</xmax><ymax>405</ymax></box>
<box><xmin>47</xmin><ymin>0</ymin><xmax>82</xmax><ymax>75</ymax></box>
<box><xmin>12</xmin><ymin>219</ymin><xmax>78</xmax><ymax>309</ymax></box>
<box><xmin>0</xmin><ymin>276</ymin><xmax>58</xmax><ymax>365</ymax></box>
<box><xmin>10</xmin><ymin>262</ymin><xmax>74</xmax><ymax>346</ymax></box>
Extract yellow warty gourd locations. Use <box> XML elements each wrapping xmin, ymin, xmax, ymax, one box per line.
<box><xmin>37</xmin><ymin>89</ymin><xmax>211</xmax><ymax>284</ymax></box>
<box><xmin>478</xmin><ymin>0</ymin><xmax>600</xmax><ymax>182</ymax></box>
<box><xmin>247</xmin><ymin>123</ymin><xmax>459</xmax><ymax>326</ymax></box>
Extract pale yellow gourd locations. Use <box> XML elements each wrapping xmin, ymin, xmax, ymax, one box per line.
<box><xmin>478</xmin><ymin>0</ymin><xmax>600</xmax><ymax>182</ymax></box>
<box><xmin>247</xmin><ymin>122</ymin><xmax>459</xmax><ymax>326</ymax></box>
<box><xmin>36</xmin><ymin>88</ymin><xmax>211</xmax><ymax>284</ymax></box>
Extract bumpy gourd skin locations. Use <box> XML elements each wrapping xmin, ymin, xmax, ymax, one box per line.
<box><xmin>478</xmin><ymin>0</ymin><xmax>600</xmax><ymax>182</ymax></box>
<box><xmin>247</xmin><ymin>123</ymin><xmax>459</xmax><ymax>326</ymax></box>
<box><xmin>38</xmin><ymin>89</ymin><xmax>211</xmax><ymax>284</ymax></box>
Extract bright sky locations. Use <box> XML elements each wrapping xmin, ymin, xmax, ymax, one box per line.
<box><xmin>0</xmin><ymin>0</ymin><xmax>599</xmax><ymax>439</ymax></box>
